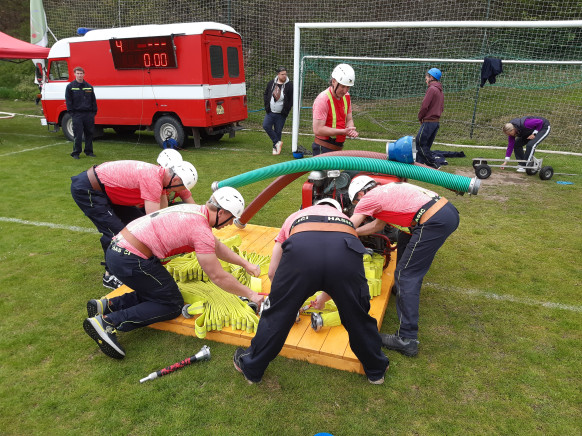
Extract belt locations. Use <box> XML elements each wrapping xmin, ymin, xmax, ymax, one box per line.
<box><xmin>314</xmin><ymin>137</ymin><xmax>344</xmax><ymax>151</ymax></box>
<box><xmin>411</xmin><ymin>197</ymin><xmax>448</xmax><ymax>227</ymax></box>
<box><xmin>290</xmin><ymin>222</ymin><xmax>358</xmax><ymax>237</ymax></box>
<box><xmin>120</xmin><ymin>227</ymin><xmax>154</xmax><ymax>258</ymax></box>
<box><xmin>87</xmin><ymin>166</ymin><xmax>103</xmax><ymax>192</ymax></box>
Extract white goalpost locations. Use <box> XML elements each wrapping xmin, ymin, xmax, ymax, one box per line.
<box><xmin>291</xmin><ymin>20</ymin><xmax>582</xmax><ymax>154</ymax></box>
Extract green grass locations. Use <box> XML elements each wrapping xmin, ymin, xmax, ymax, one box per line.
<box><xmin>0</xmin><ymin>100</ymin><xmax>581</xmax><ymax>435</ymax></box>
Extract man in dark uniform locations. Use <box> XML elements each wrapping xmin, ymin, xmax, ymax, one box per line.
<box><xmin>65</xmin><ymin>66</ymin><xmax>97</xmax><ymax>159</ymax></box>
<box><xmin>233</xmin><ymin>199</ymin><xmax>389</xmax><ymax>384</ymax></box>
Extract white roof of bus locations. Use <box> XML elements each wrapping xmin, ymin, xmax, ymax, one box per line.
<box><xmin>48</xmin><ymin>22</ymin><xmax>238</xmax><ymax>59</ymax></box>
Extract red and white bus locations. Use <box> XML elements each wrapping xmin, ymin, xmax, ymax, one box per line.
<box><xmin>40</xmin><ymin>22</ymin><xmax>247</xmax><ymax>148</ymax></box>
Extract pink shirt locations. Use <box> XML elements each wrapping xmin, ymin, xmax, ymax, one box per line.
<box><xmin>115</xmin><ymin>204</ymin><xmax>215</xmax><ymax>259</ymax></box>
<box><xmin>96</xmin><ymin>160</ymin><xmax>192</xmax><ymax>207</ymax></box>
<box><xmin>312</xmin><ymin>87</ymin><xmax>352</xmax><ymax>140</ymax></box>
<box><xmin>275</xmin><ymin>204</ymin><xmax>350</xmax><ymax>244</ymax></box>
<box><xmin>354</xmin><ymin>183</ymin><xmax>438</xmax><ymax>227</ymax></box>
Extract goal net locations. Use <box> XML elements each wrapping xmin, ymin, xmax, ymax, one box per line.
<box><xmin>291</xmin><ymin>21</ymin><xmax>582</xmax><ymax>153</ymax></box>
<box><xmin>40</xmin><ymin>1</ymin><xmax>582</xmax><ymax>153</ymax></box>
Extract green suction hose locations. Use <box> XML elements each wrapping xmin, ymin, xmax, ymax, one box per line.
<box><xmin>212</xmin><ymin>157</ymin><xmax>480</xmax><ymax>195</ymax></box>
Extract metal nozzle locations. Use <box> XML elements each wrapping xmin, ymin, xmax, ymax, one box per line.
<box><xmin>311</xmin><ymin>313</ymin><xmax>323</xmax><ymax>332</ymax></box>
<box><xmin>468</xmin><ymin>177</ymin><xmax>481</xmax><ymax>195</ymax></box>
<box><xmin>181</xmin><ymin>304</ymin><xmax>193</xmax><ymax>319</ymax></box>
<box><xmin>193</xmin><ymin>345</ymin><xmax>211</xmax><ymax>362</ymax></box>
<box><xmin>234</xmin><ymin>218</ymin><xmax>246</xmax><ymax>229</ymax></box>
<box><xmin>211</xmin><ymin>181</ymin><xmax>219</xmax><ymax>191</ymax></box>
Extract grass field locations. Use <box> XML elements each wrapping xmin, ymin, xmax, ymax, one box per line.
<box><xmin>0</xmin><ymin>99</ymin><xmax>581</xmax><ymax>436</ymax></box>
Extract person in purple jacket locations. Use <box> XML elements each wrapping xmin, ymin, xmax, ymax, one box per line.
<box><xmin>502</xmin><ymin>116</ymin><xmax>550</xmax><ymax>172</ymax></box>
<box><xmin>415</xmin><ymin>68</ymin><xmax>444</xmax><ymax>169</ymax></box>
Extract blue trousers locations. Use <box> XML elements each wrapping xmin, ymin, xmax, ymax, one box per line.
<box><xmin>72</xmin><ymin>112</ymin><xmax>95</xmax><ymax>155</ymax></box>
<box><xmin>263</xmin><ymin>112</ymin><xmax>287</xmax><ymax>146</ymax></box>
<box><xmin>104</xmin><ymin>243</ymin><xmax>183</xmax><ymax>332</ymax></box>
<box><xmin>70</xmin><ymin>172</ymin><xmax>145</xmax><ymax>267</ymax></box>
<box><xmin>239</xmin><ymin>231</ymin><xmax>389</xmax><ymax>382</ymax></box>
<box><xmin>415</xmin><ymin>121</ymin><xmax>440</xmax><ymax>167</ymax></box>
<box><xmin>394</xmin><ymin>202</ymin><xmax>459</xmax><ymax>339</ymax></box>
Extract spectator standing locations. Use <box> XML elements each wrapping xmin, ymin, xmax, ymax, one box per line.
<box><xmin>65</xmin><ymin>66</ymin><xmax>97</xmax><ymax>159</ymax></box>
<box><xmin>263</xmin><ymin>66</ymin><xmax>293</xmax><ymax>155</ymax></box>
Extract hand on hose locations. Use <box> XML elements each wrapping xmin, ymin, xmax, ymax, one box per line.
<box><xmin>245</xmin><ymin>263</ymin><xmax>261</xmax><ymax>277</ymax></box>
<box><xmin>249</xmin><ymin>292</ymin><xmax>264</xmax><ymax>309</ymax></box>
<box><xmin>312</xmin><ymin>292</ymin><xmax>331</xmax><ymax>310</ymax></box>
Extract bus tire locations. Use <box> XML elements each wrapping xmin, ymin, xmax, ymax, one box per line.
<box><xmin>154</xmin><ymin>115</ymin><xmax>185</xmax><ymax>148</ymax></box>
<box><xmin>61</xmin><ymin>113</ymin><xmax>76</xmax><ymax>142</ymax></box>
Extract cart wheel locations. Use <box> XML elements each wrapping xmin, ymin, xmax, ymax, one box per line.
<box><xmin>526</xmin><ymin>168</ymin><xmax>538</xmax><ymax>176</ymax></box>
<box><xmin>539</xmin><ymin>166</ymin><xmax>554</xmax><ymax>180</ymax></box>
<box><xmin>472</xmin><ymin>160</ymin><xmax>486</xmax><ymax>169</ymax></box>
<box><xmin>475</xmin><ymin>164</ymin><xmax>491</xmax><ymax>179</ymax></box>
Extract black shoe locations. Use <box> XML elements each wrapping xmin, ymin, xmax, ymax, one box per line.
<box><xmin>103</xmin><ymin>273</ymin><xmax>123</xmax><ymax>290</ymax></box>
<box><xmin>87</xmin><ymin>297</ymin><xmax>112</xmax><ymax>317</ymax></box>
<box><xmin>83</xmin><ymin>315</ymin><xmax>125</xmax><ymax>359</ymax></box>
<box><xmin>85</xmin><ymin>152</ymin><xmax>96</xmax><ymax>157</ymax></box>
<box><xmin>71</xmin><ymin>154</ymin><xmax>80</xmax><ymax>159</ymax></box>
<box><xmin>233</xmin><ymin>347</ymin><xmax>259</xmax><ymax>384</ymax></box>
<box><xmin>296</xmin><ymin>145</ymin><xmax>313</xmax><ymax>156</ymax></box>
<box><xmin>380</xmin><ymin>333</ymin><xmax>419</xmax><ymax>357</ymax></box>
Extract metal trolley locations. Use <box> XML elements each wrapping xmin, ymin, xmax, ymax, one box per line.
<box><xmin>472</xmin><ymin>156</ymin><xmax>554</xmax><ymax>180</ymax></box>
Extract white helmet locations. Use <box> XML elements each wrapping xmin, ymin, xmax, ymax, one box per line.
<box><xmin>332</xmin><ymin>63</ymin><xmax>355</xmax><ymax>87</ymax></box>
<box><xmin>315</xmin><ymin>198</ymin><xmax>342</xmax><ymax>212</ymax></box>
<box><xmin>157</xmin><ymin>149</ymin><xmax>183</xmax><ymax>169</ymax></box>
<box><xmin>348</xmin><ymin>175</ymin><xmax>376</xmax><ymax>202</ymax></box>
<box><xmin>172</xmin><ymin>161</ymin><xmax>198</xmax><ymax>190</ymax></box>
<box><xmin>211</xmin><ymin>187</ymin><xmax>245</xmax><ymax>218</ymax></box>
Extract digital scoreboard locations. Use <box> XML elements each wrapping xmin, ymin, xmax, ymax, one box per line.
<box><xmin>109</xmin><ymin>35</ymin><xmax>177</xmax><ymax>69</ymax></box>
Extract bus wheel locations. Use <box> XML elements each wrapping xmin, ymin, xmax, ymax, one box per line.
<box><xmin>61</xmin><ymin>113</ymin><xmax>75</xmax><ymax>142</ymax></box>
<box><xmin>154</xmin><ymin>116</ymin><xmax>184</xmax><ymax>148</ymax></box>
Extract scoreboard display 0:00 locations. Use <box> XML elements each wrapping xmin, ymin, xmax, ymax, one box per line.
<box><xmin>109</xmin><ymin>35</ymin><xmax>178</xmax><ymax>69</ymax></box>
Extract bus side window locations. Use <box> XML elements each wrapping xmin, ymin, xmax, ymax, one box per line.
<box><xmin>226</xmin><ymin>47</ymin><xmax>239</xmax><ymax>78</ymax></box>
<box><xmin>48</xmin><ymin>60</ymin><xmax>69</xmax><ymax>81</ymax></box>
<box><xmin>209</xmin><ymin>45</ymin><xmax>224</xmax><ymax>78</ymax></box>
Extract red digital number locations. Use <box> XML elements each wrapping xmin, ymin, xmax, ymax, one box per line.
<box><xmin>143</xmin><ymin>53</ymin><xmax>150</xmax><ymax>67</ymax></box>
<box><xmin>115</xmin><ymin>40</ymin><xmax>123</xmax><ymax>52</ymax></box>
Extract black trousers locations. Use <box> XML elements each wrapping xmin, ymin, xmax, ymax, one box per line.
<box><xmin>394</xmin><ymin>202</ymin><xmax>459</xmax><ymax>339</ymax></box>
<box><xmin>415</xmin><ymin>121</ymin><xmax>440</xmax><ymax>166</ymax></box>
<box><xmin>70</xmin><ymin>172</ymin><xmax>145</xmax><ymax>269</ymax></box>
<box><xmin>239</xmin><ymin>231</ymin><xmax>389</xmax><ymax>382</ymax></box>
<box><xmin>72</xmin><ymin>112</ymin><xmax>95</xmax><ymax>155</ymax></box>
<box><xmin>104</xmin><ymin>244</ymin><xmax>183</xmax><ymax>332</ymax></box>
<box><xmin>514</xmin><ymin>123</ymin><xmax>551</xmax><ymax>165</ymax></box>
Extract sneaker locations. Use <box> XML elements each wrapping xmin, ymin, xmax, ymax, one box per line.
<box><xmin>85</xmin><ymin>152</ymin><xmax>96</xmax><ymax>157</ymax></box>
<box><xmin>87</xmin><ymin>297</ymin><xmax>111</xmax><ymax>317</ymax></box>
<box><xmin>516</xmin><ymin>167</ymin><xmax>526</xmax><ymax>173</ymax></box>
<box><xmin>103</xmin><ymin>273</ymin><xmax>123</xmax><ymax>290</ymax></box>
<box><xmin>380</xmin><ymin>333</ymin><xmax>419</xmax><ymax>357</ymax></box>
<box><xmin>71</xmin><ymin>154</ymin><xmax>80</xmax><ymax>160</ymax></box>
<box><xmin>83</xmin><ymin>315</ymin><xmax>125</xmax><ymax>359</ymax></box>
<box><xmin>233</xmin><ymin>347</ymin><xmax>259</xmax><ymax>384</ymax></box>
<box><xmin>273</xmin><ymin>141</ymin><xmax>282</xmax><ymax>155</ymax></box>
<box><xmin>368</xmin><ymin>375</ymin><xmax>385</xmax><ymax>385</ymax></box>
<box><xmin>296</xmin><ymin>145</ymin><xmax>313</xmax><ymax>156</ymax></box>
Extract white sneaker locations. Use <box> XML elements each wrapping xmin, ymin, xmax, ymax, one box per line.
<box><xmin>273</xmin><ymin>141</ymin><xmax>282</xmax><ymax>155</ymax></box>
<box><xmin>516</xmin><ymin>167</ymin><xmax>526</xmax><ymax>173</ymax></box>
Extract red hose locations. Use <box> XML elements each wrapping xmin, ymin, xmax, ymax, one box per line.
<box><xmin>239</xmin><ymin>150</ymin><xmax>391</xmax><ymax>225</ymax></box>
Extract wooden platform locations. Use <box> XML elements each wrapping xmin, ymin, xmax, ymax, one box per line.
<box><xmin>107</xmin><ymin>223</ymin><xmax>394</xmax><ymax>375</ymax></box>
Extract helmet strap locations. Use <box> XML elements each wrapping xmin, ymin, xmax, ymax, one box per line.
<box><xmin>213</xmin><ymin>208</ymin><xmax>234</xmax><ymax>229</ymax></box>
<box><xmin>164</xmin><ymin>174</ymin><xmax>184</xmax><ymax>190</ymax></box>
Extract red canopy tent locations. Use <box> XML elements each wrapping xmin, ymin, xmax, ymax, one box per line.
<box><xmin>0</xmin><ymin>31</ymin><xmax>50</xmax><ymax>60</ymax></box>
